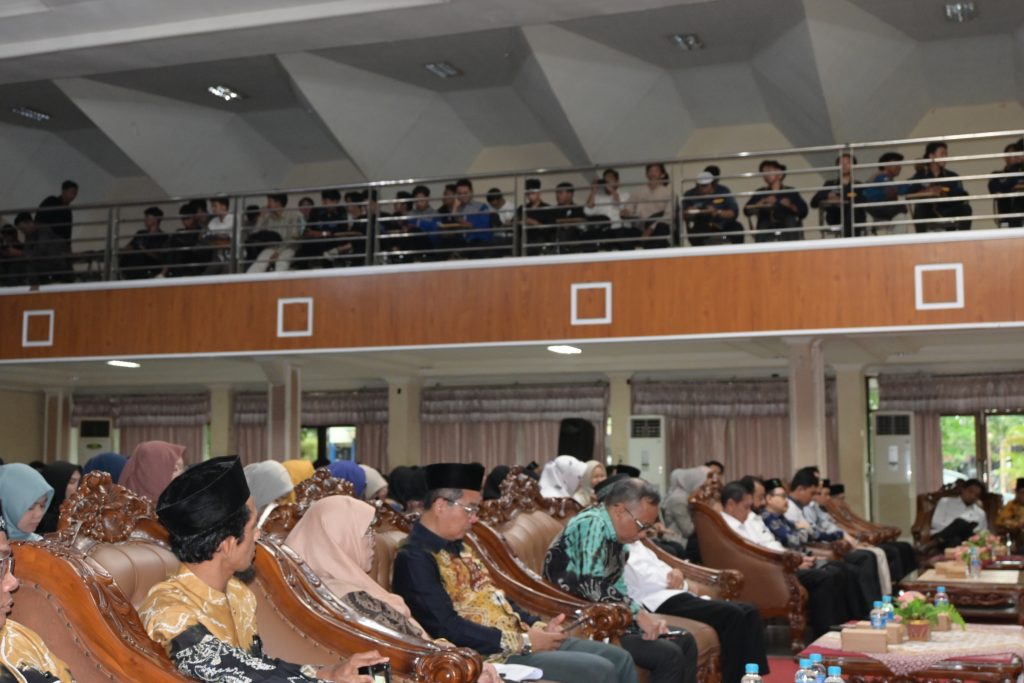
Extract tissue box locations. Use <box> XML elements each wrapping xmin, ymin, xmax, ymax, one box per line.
<box><xmin>945</xmin><ymin>547</ymin><xmax>963</xmax><ymax>559</ymax></box>
<box><xmin>934</xmin><ymin>561</ymin><xmax>968</xmax><ymax>578</ymax></box>
<box><xmin>934</xmin><ymin>613</ymin><xmax>952</xmax><ymax>631</ymax></box>
<box><xmin>841</xmin><ymin>628</ymin><xmax>889</xmax><ymax>653</ymax></box>
<box><xmin>855</xmin><ymin>622</ymin><xmax>906</xmax><ymax>644</ymax></box>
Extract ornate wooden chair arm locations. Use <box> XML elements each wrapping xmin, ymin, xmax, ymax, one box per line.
<box><xmin>579</xmin><ymin>604</ymin><xmax>633</xmax><ymax>642</ymax></box>
<box><xmin>641</xmin><ymin>539</ymin><xmax>744</xmax><ymax>600</ymax></box>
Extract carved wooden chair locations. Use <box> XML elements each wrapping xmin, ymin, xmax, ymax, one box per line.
<box><xmin>689</xmin><ymin>476</ymin><xmax>809</xmax><ymax>652</ymax></box>
<box><xmin>822</xmin><ymin>496</ymin><xmax>900</xmax><ymax>545</ymax></box>
<box><xmin>911</xmin><ymin>479</ymin><xmax>1003</xmax><ymax>546</ymax></box>
<box><xmin>56</xmin><ymin>470</ymin><xmax>482</xmax><ymax>683</ymax></box>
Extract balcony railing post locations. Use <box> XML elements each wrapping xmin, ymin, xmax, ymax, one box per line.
<box><xmin>512</xmin><ymin>175</ymin><xmax>521</xmax><ymax>258</ymax></box>
<box><xmin>231</xmin><ymin>198</ymin><xmax>241</xmax><ymax>274</ymax></box>
<box><xmin>104</xmin><ymin>206</ymin><xmax>117</xmax><ymax>282</ymax></box>
<box><xmin>368</xmin><ymin>188</ymin><xmax>378</xmax><ymax>266</ymax></box>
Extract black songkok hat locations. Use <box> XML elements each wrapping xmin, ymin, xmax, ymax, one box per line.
<box><xmin>425</xmin><ymin>463</ymin><xmax>485</xmax><ymax>492</ymax></box>
<box><xmin>822</xmin><ymin>478</ymin><xmax>831</xmax><ymax>488</ymax></box>
<box><xmin>764</xmin><ymin>478</ymin><xmax>784</xmax><ymax>493</ymax></box>
<box><xmin>829</xmin><ymin>483</ymin><xmax>845</xmax><ymax>496</ymax></box>
<box><xmin>594</xmin><ymin>472</ymin><xmax>631</xmax><ymax>500</ymax></box>
<box><xmin>157</xmin><ymin>456</ymin><xmax>249</xmax><ymax>537</ymax></box>
<box><xmin>609</xmin><ymin>464</ymin><xmax>641</xmax><ymax>478</ymax></box>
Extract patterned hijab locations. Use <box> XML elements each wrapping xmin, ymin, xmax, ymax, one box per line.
<box><xmin>539</xmin><ymin>455</ymin><xmax>586</xmax><ymax>498</ymax></box>
<box><xmin>0</xmin><ymin>464</ymin><xmax>54</xmax><ymax>542</ymax></box>
<box><xmin>328</xmin><ymin>461</ymin><xmax>366</xmax><ymax>498</ymax></box>
<box><xmin>119</xmin><ymin>441</ymin><xmax>184</xmax><ymax>502</ymax></box>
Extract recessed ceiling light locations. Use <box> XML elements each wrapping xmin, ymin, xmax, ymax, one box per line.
<box><xmin>944</xmin><ymin>1</ymin><xmax>977</xmax><ymax>22</ymax></box>
<box><xmin>547</xmin><ymin>345</ymin><xmax>582</xmax><ymax>355</ymax></box>
<box><xmin>423</xmin><ymin>62</ymin><xmax>463</xmax><ymax>79</ymax></box>
<box><xmin>11</xmin><ymin>106</ymin><xmax>50</xmax><ymax>122</ymax></box>
<box><xmin>106</xmin><ymin>360</ymin><xmax>141</xmax><ymax>368</ymax></box>
<box><xmin>670</xmin><ymin>33</ymin><xmax>705</xmax><ymax>51</ymax></box>
<box><xmin>207</xmin><ymin>85</ymin><xmax>243</xmax><ymax>101</ymax></box>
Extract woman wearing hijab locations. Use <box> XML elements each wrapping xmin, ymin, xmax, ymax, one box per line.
<box><xmin>387</xmin><ymin>466</ymin><xmax>427</xmax><ymax>512</ymax></box>
<box><xmin>119</xmin><ymin>441</ymin><xmax>185</xmax><ymax>503</ymax></box>
<box><xmin>243</xmin><ymin>460</ymin><xmax>294</xmax><ymax>520</ymax></box>
<box><xmin>482</xmin><ymin>465</ymin><xmax>510</xmax><ymax>501</ymax></box>
<box><xmin>82</xmin><ymin>452</ymin><xmax>127</xmax><ymax>483</ymax></box>
<box><xmin>38</xmin><ymin>461</ymin><xmax>81</xmax><ymax>535</ymax></box>
<box><xmin>538</xmin><ymin>455</ymin><xmax>586</xmax><ymax>499</ymax></box>
<box><xmin>572</xmin><ymin>461</ymin><xmax>607</xmax><ymax>508</ymax></box>
<box><xmin>359</xmin><ymin>465</ymin><xmax>389</xmax><ymax>503</ymax></box>
<box><xmin>0</xmin><ymin>463</ymin><xmax>54</xmax><ymax>541</ymax></box>
<box><xmin>282</xmin><ymin>459</ymin><xmax>315</xmax><ymax>488</ymax></box>
<box><xmin>328</xmin><ymin>460</ymin><xmax>366</xmax><ymax>499</ymax></box>
<box><xmin>662</xmin><ymin>466</ymin><xmax>710</xmax><ymax>546</ymax></box>
<box><xmin>285</xmin><ymin>496</ymin><xmax>500</xmax><ymax>683</ymax></box>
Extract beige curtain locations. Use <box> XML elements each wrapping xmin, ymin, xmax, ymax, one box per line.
<box><xmin>913</xmin><ymin>412</ymin><xmax>943</xmax><ymax>494</ymax></box>
<box><xmin>355</xmin><ymin>421</ymin><xmax>389</xmax><ymax>472</ymax></box>
<box><xmin>235</xmin><ymin>423</ymin><xmax>268</xmax><ymax>465</ymax></box>
<box><xmin>119</xmin><ymin>425</ymin><xmax>206</xmax><ymax>466</ymax></box>
<box><xmin>421</xmin><ymin>422</ymin><xmax>520</xmax><ymax>471</ymax></box>
<box><xmin>878</xmin><ymin>372</ymin><xmax>1024</xmax><ymax>413</ymax></box>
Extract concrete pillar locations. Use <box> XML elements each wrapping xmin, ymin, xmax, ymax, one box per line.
<box><xmin>606</xmin><ymin>372</ymin><xmax>632</xmax><ymax>466</ymax></box>
<box><xmin>262</xmin><ymin>361</ymin><xmax>301</xmax><ymax>461</ymax></box>
<box><xmin>388</xmin><ymin>379</ymin><xmax>421</xmax><ymax>469</ymax></box>
<box><xmin>787</xmin><ymin>337</ymin><xmax>827</xmax><ymax>473</ymax></box>
<box><xmin>43</xmin><ymin>389</ymin><xmax>71</xmax><ymax>462</ymax></box>
<box><xmin>835</xmin><ymin>365</ymin><xmax>870</xmax><ymax>517</ymax></box>
<box><xmin>209</xmin><ymin>385</ymin><xmax>233</xmax><ymax>459</ymax></box>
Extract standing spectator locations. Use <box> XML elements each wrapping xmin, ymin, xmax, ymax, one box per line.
<box><xmin>989</xmin><ymin>141</ymin><xmax>1024</xmax><ymax>228</ymax></box>
<box><xmin>35</xmin><ymin>179</ymin><xmax>77</xmax><ymax>280</ymax></box>
<box><xmin>451</xmin><ymin>179</ymin><xmax>494</xmax><ymax>257</ymax></box>
<box><xmin>743</xmin><ymin>160</ymin><xmax>808</xmax><ymax>242</ymax></box>
<box><xmin>295</xmin><ymin>189</ymin><xmax>346</xmax><ymax>269</ymax></box>
<box><xmin>623</xmin><ymin>163</ymin><xmax>673</xmax><ymax>249</ymax></box>
<box><xmin>906</xmin><ymin>141</ymin><xmax>972</xmax><ymax>232</ymax></box>
<box><xmin>248</xmin><ymin>193</ymin><xmax>299</xmax><ymax>273</ymax></box>
<box><xmin>119</xmin><ymin>207</ymin><xmax>169</xmax><ymax>280</ymax></box>
<box><xmin>862</xmin><ymin>152</ymin><xmax>911</xmax><ymax>230</ymax></box>
<box><xmin>811</xmin><ymin>153</ymin><xmax>867</xmax><ymax>238</ymax></box>
<box><xmin>15</xmin><ymin>212</ymin><xmax>62</xmax><ymax>284</ymax></box>
<box><xmin>518</xmin><ymin>178</ymin><xmax>554</xmax><ymax>255</ymax></box>
<box><xmin>681</xmin><ymin>171</ymin><xmax>743</xmax><ymax>246</ymax></box>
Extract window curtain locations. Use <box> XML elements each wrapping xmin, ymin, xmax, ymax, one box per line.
<box><xmin>632</xmin><ymin>379</ymin><xmax>837</xmax><ymax>481</ymax></box>
<box><xmin>303</xmin><ymin>389</ymin><xmax>389</xmax><ymax>471</ymax></box>
<box><xmin>72</xmin><ymin>393</ymin><xmax>210</xmax><ymax>465</ymax></box>
<box><xmin>420</xmin><ymin>384</ymin><xmax>608</xmax><ymax>471</ymax></box>
<box><xmin>233</xmin><ymin>392</ymin><xmax>268</xmax><ymax>465</ymax></box>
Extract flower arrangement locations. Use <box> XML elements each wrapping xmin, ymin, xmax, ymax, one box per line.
<box><xmin>964</xmin><ymin>531</ymin><xmax>1000</xmax><ymax>560</ymax></box>
<box><xmin>894</xmin><ymin>591</ymin><xmax>966</xmax><ymax>629</ymax></box>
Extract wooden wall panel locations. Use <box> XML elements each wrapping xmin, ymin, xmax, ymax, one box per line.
<box><xmin>1</xmin><ymin>237</ymin><xmax>1022</xmax><ymax>361</ymax></box>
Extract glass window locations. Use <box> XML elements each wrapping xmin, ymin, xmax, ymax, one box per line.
<box><xmin>940</xmin><ymin>414</ymin><xmax>977</xmax><ymax>484</ymax></box>
<box><xmin>985</xmin><ymin>413</ymin><xmax>1024</xmax><ymax>503</ymax></box>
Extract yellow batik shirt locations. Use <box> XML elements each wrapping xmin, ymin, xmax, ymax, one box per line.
<box><xmin>997</xmin><ymin>500</ymin><xmax>1024</xmax><ymax>531</ymax></box>
<box><xmin>0</xmin><ymin>620</ymin><xmax>74</xmax><ymax>683</ymax></box>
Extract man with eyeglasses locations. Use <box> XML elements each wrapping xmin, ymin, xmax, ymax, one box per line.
<box><xmin>544</xmin><ymin>477</ymin><xmax>698</xmax><ymax>683</ymax></box>
<box><xmin>393</xmin><ymin>463</ymin><xmax>637</xmax><ymax>683</ymax></box>
<box><xmin>0</xmin><ymin>500</ymin><xmax>75</xmax><ymax>682</ymax></box>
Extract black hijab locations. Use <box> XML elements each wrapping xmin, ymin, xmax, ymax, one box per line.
<box><xmin>387</xmin><ymin>466</ymin><xmax>427</xmax><ymax>508</ymax></box>
<box><xmin>483</xmin><ymin>466</ymin><xmax>511</xmax><ymax>500</ymax></box>
<box><xmin>38</xmin><ymin>460</ymin><xmax>81</xmax><ymax>534</ymax></box>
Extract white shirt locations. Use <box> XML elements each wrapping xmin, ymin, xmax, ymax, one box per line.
<box><xmin>207</xmin><ymin>214</ymin><xmax>235</xmax><ymax>234</ymax></box>
<box><xmin>931</xmin><ymin>496</ymin><xmax>988</xmax><ymax>534</ymax></box>
<box><xmin>720</xmin><ymin>510</ymin><xmax>786</xmax><ymax>552</ymax></box>
<box><xmin>585</xmin><ymin>189</ymin><xmax>631</xmax><ymax>228</ymax></box>
<box><xmin>623</xmin><ymin>542</ymin><xmax>688</xmax><ymax>612</ymax></box>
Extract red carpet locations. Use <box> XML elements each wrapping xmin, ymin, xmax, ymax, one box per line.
<box><xmin>763</xmin><ymin>655</ymin><xmax>798</xmax><ymax>682</ymax></box>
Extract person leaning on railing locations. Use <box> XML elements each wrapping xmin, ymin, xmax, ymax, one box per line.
<box><xmin>810</xmin><ymin>153</ymin><xmax>867</xmax><ymax>238</ymax></box>
<box><xmin>295</xmin><ymin>188</ymin><xmax>347</xmax><ymax>269</ymax></box>
<box><xmin>905</xmin><ymin>141</ymin><xmax>972</xmax><ymax>232</ymax></box>
<box><xmin>681</xmin><ymin>170</ymin><xmax>743</xmax><ymax>246</ymax></box>
<box><xmin>743</xmin><ymin>160</ymin><xmax>808</xmax><ymax>242</ymax></box>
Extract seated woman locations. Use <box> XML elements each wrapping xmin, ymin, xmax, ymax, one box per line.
<box><xmin>283</xmin><ymin>459</ymin><xmax>315</xmax><ymax>489</ymax></box>
<box><xmin>359</xmin><ymin>465</ymin><xmax>389</xmax><ymax>503</ymax></box>
<box><xmin>483</xmin><ymin>466</ymin><xmax>511</xmax><ymax>501</ymax></box>
<box><xmin>0</xmin><ymin>500</ymin><xmax>75</xmax><ymax>681</ymax></box>
<box><xmin>38</xmin><ymin>461</ymin><xmax>81</xmax><ymax>535</ymax></box>
<box><xmin>119</xmin><ymin>441</ymin><xmax>186</xmax><ymax>503</ymax></box>
<box><xmin>0</xmin><ymin>464</ymin><xmax>54</xmax><ymax>542</ymax></box>
<box><xmin>572</xmin><ymin>461</ymin><xmax>606</xmax><ymax>508</ymax></box>
<box><xmin>328</xmin><ymin>461</ymin><xmax>366</xmax><ymax>499</ymax></box>
<box><xmin>285</xmin><ymin>496</ymin><xmax>499</xmax><ymax>683</ymax></box>
<box><xmin>243</xmin><ymin>460</ymin><xmax>294</xmax><ymax>524</ymax></box>
<box><xmin>81</xmin><ymin>452</ymin><xmax>127</xmax><ymax>482</ymax></box>
<box><xmin>661</xmin><ymin>467</ymin><xmax>709</xmax><ymax>549</ymax></box>
<box><xmin>538</xmin><ymin>456</ymin><xmax>586</xmax><ymax>499</ymax></box>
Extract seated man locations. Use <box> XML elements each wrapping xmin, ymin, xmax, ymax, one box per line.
<box><xmin>723</xmin><ymin>479</ymin><xmax>848</xmax><ymax>640</ymax></box>
<box><xmin>0</xmin><ymin>500</ymin><xmax>75</xmax><ymax>682</ymax></box>
<box><xmin>996</xmin><ymin>478</ymin><xmax>1024</xmax><ymax>549</ymax></box>
<box><xmin>295</xmin><ymin>189</ymin><xmax>347</xmax><ymax>269</ymax></box>
<box><xmin>862</xmin><ymin>152</ymin><xmax>910</xmax><ymax>227</ymax></box>
<box><xmin>393</xmin><ymin>463</ymin><xmax>637</xmax><ymax>683</ymax></box>
<box><xmin>810</xmin><ymin>153</ymin><xmax>867</xmax><ymax>238</ymax></box>
<box><xmin>518</xmin><ymin>178</ymin><xmax>555</xmax><ymax>255</ymax></box>
<box><xmin>140</xmin><ymin>456</ymin><xmax>385</xmax><ymax>682</ymax></box>
<box><xmin>681</xmin><ymin>171</ymin><xmax>743</xmax><ymax>246</ymax></box>
<box><xmin>119</xmin><ymin>206</ymin><xmax>168</xmax><ymax>279</ymax></box>
<box><xmin>988</xmin><ymin>142</ymin><xmax>1024</xmax><ymax>228</ymax></box>
<box><xmin>906</xmin><ymin>141</ymin><xmax>972</xmax><ymax>232</ymax></box>
<box><xmin>928</xmin><ymin>478</ymin><xmax>988</xmax><ymax>551</ymax></box>
<box><xmin>550</xmin><ymin>182</ymin><xmax>589</xmax><ymax>252</ymax></box>
<box><xmin>546</xmin><ymin>477</ymin><xmax>747</xmax><ymax>683</ymax></box>
<box><xmin>743</xmin><ymin>160</ymin><xmax>808</xmax><ymax>242</ymax></box>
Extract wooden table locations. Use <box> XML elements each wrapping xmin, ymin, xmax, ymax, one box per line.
<box><xmin>899</xmin><ymin>569</ymin><xmax>1024</xmax><ymax>626</ymax></box>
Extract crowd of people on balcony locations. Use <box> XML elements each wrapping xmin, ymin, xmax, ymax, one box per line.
<box><xmin>1</xmin><ymin>138</ymin><xmax>1022</xmax><ymax>285</ymax></box>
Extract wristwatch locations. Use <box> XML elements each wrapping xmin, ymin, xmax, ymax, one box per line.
<box><xmin>520</xmin><ymin>632</ymin><xmax>533</xmax><ymax>655</ymax></box>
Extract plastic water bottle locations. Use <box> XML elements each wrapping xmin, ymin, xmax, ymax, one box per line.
<box><xmin>824</xmin><ymin>666</ymin><xmax>844</xmax><ymax>683</ymax></box>
<box><xmin>794</xmin><ymin>659</ymin><xmax>814</xmax><ymax>683</ymax></box>
<box><xmin>740</xmin><ymin>663</ymin><xmax>763</xmax><ymax>683</ymax></box>
<box><xmin>869</xmin><ymin>601</ymin><xmax>885</xmax><ymax>629</ymax></box>
<box><xmin>881</xmin><ymin>595</ymin><xmax>895</xmax><ymax>623</ymax></box>
<box><xmin>969</xmin><ymin>546</ymin><xmax>982</xmax><ymax>579</ymax></box>
<box><xmin>808</xmin><ymin>653</ymin><xmax>827</xmax><ymax>683</ymax></box>
<box><xmin>935</xmin><ymin>586</ymin><xmax>950</xmax><ymax>607</ymax></box>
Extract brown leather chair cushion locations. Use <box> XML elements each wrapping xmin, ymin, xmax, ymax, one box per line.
<box><xmin>371</xmin><ymin>529</ymin><xmax>408</xmax><ymax>592</ymax></box>
<box><xmin>88</xmin><ymin>541</ymin><xmax>180</xmax><ymax>608</ymax></box>
<box><xmin>496</xmin><ymin>510</ymin><xmax>567</xmax><ymax>574</ymax></box>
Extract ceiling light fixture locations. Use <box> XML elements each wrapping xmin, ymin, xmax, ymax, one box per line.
<box><xmin>547</xmin><ymin>345</ymin><xmax>582</xmax><ymax>355</ymax></box>
<box><xmin>423</xmin><ymin>62</ymin><xmax>463</xmax><ymax>79</ymax></box>
<box><xmin>106</xmin><ymin>360</ymin><xmax>141</xmax><ymax>369</ymax></box>
<box><xmin>944</xmin><ymin>1</ymin><xmax>977</xmax><ymax>22</ymax></box>
<box><xmin>207</xmin><ymin>85</ymin><xmax>243</xmax><ymax>101</ymax></box>
<box><xmin>670</xmin><ymin>33</ymin><xmax>705</xmax><ymax>51</ymax></box>
<box><xmin>11</xmin><ymin>106</ymin><xmax>50</xmax><ymax>122</ymax></box>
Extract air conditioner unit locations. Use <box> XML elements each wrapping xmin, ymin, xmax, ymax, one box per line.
<box><xmin>871</xmin><ymin>411</ymin><xmax>915</xmax><ymax>539</ymax></box>
<box><xmin>77</xmin><ymin>418</ymin><xmax>113</xmax><ymax>463</ymax></box>
<box><xmin>627</xmin><ymin>415</ymin><xmax>667</xmax><ymax>496</ymax></box>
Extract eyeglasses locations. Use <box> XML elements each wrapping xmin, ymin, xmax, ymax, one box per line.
<box><xmin>447</xmin><ymin>500</ymin><xmax>480</xmax><ymax>517</ymax></box>
<box><xmin>0</xmin><ymin>553</ymin><xmax>13</xmax><ymax>579</ymax></box>
<box><xmin>624</xmin><ymin>507</ymin><xmax>655</xmax><ymax>534</ymax></box>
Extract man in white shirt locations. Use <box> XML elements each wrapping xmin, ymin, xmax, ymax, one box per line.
<box><xmin>206</xmin><ymin>196</ymin><xmax>234</xmax><ymax>235</ymax></box>
<box><xmin>929</xmin><ymin>479</ymin><xmax>988</xmax><ymax>550</ymax></box>
<box><xmin>623</xmin><ymin>538</ymin><xmax>767</xmax><ymax>683</ymax></box>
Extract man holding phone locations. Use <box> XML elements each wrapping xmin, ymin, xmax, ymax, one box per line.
<box><xmin>393</xmin><ymin>463</ymin><xmax>637</xmax><ymax>683</ymax></box>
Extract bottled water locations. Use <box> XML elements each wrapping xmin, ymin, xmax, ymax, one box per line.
<box><xmin>808</xmin><ymin>653</ymin><xmax>827</xmax><ymax>683</ymax></box>
<box><xmin>969</xmin><ymin>546</ymin><xmax>982</xmax><ymax>579</ymax></box>
<box><xmin>934</xmin><ymin>586</ymin><xmax>950</xmax><ymax>607</ymax></box>
<box><xmin>824</xmin><ymin>666</ymin><xmax>844</xmax><ymax>683</ymax></box>
<box><xmin>740</xmin><ymin>663</ymin><xmax>762</xmax><ymax>683</ymax></box>
<box><xmin>869</xmin><ymin>601</ymin><xmax>885</xmax><ymax>629</ymax></box>
<box><xmin>881</xmin><ymin>595</ymin><xmax>895</xmax><ymax>623</ymax></box>
<box><xmin>794</xmin><ymin>658</ymin><xmax>814</xmax><ymax>683</ymax></box>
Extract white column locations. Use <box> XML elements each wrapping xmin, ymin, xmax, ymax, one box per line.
<box><xmin>43</xmin><ymin>388</ymin><xmax>71</xmax><ymax>462</ymax></box>
<box><xmin>835</xmin><ymin>365</ymin><xmax>870</xmax><ymax>517</ymax></box>
<box><xmin>606</xmin><ymin>372</ymin><xmax>633</xmax><ymax>465</ymax></box>
<box><xmin>787</xmin><ymin>337</ymin><xmax>827</xmax><ymax>473</ymax></box>
<box><xmin>208</xmin><ymin>385</ymin><xmax>233</xmax><ymax>459</ymax></box>
<box><xmin>387</xmin><ymin>378</ymin><xmax>422</xmax><ymax>468</ymax></box>
<box><xmin>262</xmin><ymin>360</ymin><xmax>301</xmax><ymax>461</ymax></box>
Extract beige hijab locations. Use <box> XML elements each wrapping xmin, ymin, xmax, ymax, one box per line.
<box><xmin>285</xmin><ymin>496</ymin><xmax>423</xmax><ymax>633</ymax></box>
<box><xmin>572</xmin><ymin>460</ymin><xmax>606</xmax><ymax>507</ymax></box>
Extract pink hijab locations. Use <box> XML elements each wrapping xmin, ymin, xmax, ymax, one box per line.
<box><xmin>285</xmin><ymin>496</ymin><xmax>422</xmax><ymax>633</ymax></box>
<box><xmin>119</xmin><ymin>440</ymin><xmax>184</xmax><ymax>502</ymax></box>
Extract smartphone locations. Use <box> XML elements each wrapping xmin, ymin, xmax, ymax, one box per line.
<box><xmin>561</xmin><ymin>613</ymin><xmax>588</xmax><ymax>632</ymax></box>
<box><xmin>358</xmin><ymin>662</ymin><xmax>391</xmax><ymax>683</ymax></box>
<box><xmin>658</xmin><ymin>629</ymin><xmax>686</xmax><ymax>639</ymax></box>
